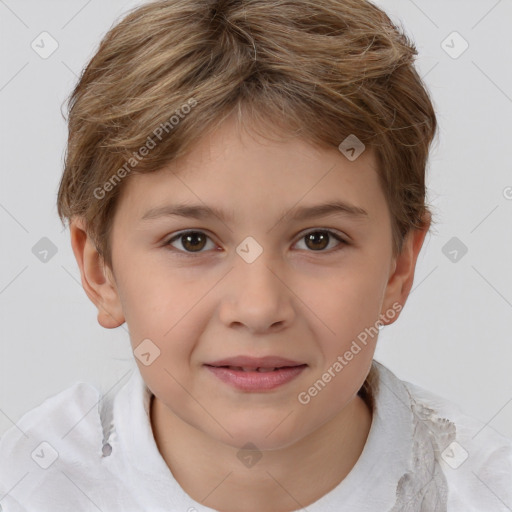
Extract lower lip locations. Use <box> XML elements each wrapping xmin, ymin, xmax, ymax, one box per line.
<box><xmin>204</xmin><ymin>365</ymin><xmax>307</xmax><ymax>391</ymax></box>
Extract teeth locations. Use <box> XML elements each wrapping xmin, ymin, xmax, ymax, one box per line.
<box><xmin>226</xmin><ymin>366</ymin><xmax>278</xmax><ymax>372</ymax></box>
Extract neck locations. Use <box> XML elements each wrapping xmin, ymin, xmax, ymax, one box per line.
<box><xmin>150</xmin><ymin>393</ymin><xmax>373</xmax><ymax>512</ymax></box>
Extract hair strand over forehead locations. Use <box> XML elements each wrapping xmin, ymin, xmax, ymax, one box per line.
<box><xmin>57</xmin><ymin>0</ymin><xmax>438</xmax><ymax>269</ymax></box>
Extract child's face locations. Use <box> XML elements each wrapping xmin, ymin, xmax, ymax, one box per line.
<box><xmin>76</xmin><ymin>114</ymin><xmax>424</xmax><ymax>450</ymax></box>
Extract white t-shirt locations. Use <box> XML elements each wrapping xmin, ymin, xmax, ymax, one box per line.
<box><xmin>0</xmin><ymin>360</ymin><xmax>510</xmax><ymax>511</ymax></box>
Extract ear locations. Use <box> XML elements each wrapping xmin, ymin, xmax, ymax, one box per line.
<box><xmin>380</xmin><ymin>212</ymin><xmax>431</xmax><ymax>325</ymax></box>
<box><xmin>69</xmin><ymin>217</ymin><xmax>125</xmax><ymax>329</ymax></box>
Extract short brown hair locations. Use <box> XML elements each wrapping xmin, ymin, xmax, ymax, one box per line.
<box><xmin>57</xmin><ymin>0</ymin><xmax>437</xmax><ymax>270</ymax></box>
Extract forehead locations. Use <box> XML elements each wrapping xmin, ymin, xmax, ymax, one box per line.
<box><xmin>115</xmin><ymin>115</ymin><xmax>386</xmax><ymax>226</ymax></box>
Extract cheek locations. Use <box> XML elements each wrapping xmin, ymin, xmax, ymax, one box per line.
<box><xmin>114</xmin><ymin>255</ymin><xmax>198</xmax><ymax>336</ymax></box>
<box><xmin>319</xmin><ymin>262</ymin><xmax>388</xmax><ymax>343</ymax></box>
<box><xmin>122</xmin><ymin>277</ymin><xmax>213</xmax><ymax>377</ymax></box>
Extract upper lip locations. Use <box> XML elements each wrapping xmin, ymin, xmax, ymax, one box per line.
<box><xmin>205</xmin><ymin>356</ymin><xmax>306</xmax><ymax>369</ymax></box>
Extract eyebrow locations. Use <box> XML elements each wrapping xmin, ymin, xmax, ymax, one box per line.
<box><xmin>141</xmin><ymin>201</ymin><xmax>369</xmax><ymax>223</ymax></box>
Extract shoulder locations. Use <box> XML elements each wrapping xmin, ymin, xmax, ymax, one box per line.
<box><xmin>402</xmin><ymin>379</ymin><xmax>512</xmax><ymax>512</ymax></box>
<box><xmin>0</xmin><ymin>380</ymin><xmax>107</xmax><ymax>510</ymax></box>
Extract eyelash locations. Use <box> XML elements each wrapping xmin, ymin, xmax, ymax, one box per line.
<box><xmin>163</xmin><ymin>228</ymin><xmax>349</xmax><ymax>257</ymax></box>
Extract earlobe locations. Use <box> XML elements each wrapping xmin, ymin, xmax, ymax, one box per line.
<box><xmin>69</xmin><ymin>217</ymin><xmax>125</xmax><ymax>329</ymax></box>
<box><xmin>380</xmin><ymin>214</ymin><xmax>431</xmax><ymax>326</ymax></box>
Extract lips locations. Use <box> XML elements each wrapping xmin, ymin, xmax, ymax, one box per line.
<box><xmin>204</xmin><ymin>356</ymin><xmax>307</xmax><ymax>391</ymax></box>
<box><xmin>205</xmin><ymin>355</ymin><xmax>306</xmax><ymax>370</ymax></box>
<box><xmin>220</xmin><ymin>366</ymin><xmax>284</xmax><ymax>372</ymax></box>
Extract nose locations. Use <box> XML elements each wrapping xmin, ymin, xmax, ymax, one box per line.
<box><xmin>218</xmin><ymin>251</ymin><xmax>295</xmax><ymax>334</ymax></box>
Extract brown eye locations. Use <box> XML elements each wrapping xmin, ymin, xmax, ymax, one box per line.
<box><xmin>181</xmin><ymin>232</ymin><xmax>207</xmax><ymax>252</ymax></box>
<box><xmin>295</xmin><ymin>229</ymin><xmax>346</xmax><ymax>252</ymax></box>
<box><xmin>305</xmin><ymin>231</ymin><xmax>329</xmax><ymax>251</ymax></box>
<box><xmin>166</xmin><ymin>231</ymin><xmax>214</xmax><ymax>253</ymax></box>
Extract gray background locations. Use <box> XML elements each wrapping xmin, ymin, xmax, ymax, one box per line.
<box><xmin>0</xmin><ymin>0</ymin><xmax>511</xmax><ymax>440</ymax></box>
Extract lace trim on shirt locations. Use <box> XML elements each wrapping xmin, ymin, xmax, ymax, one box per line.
<box><xmin>390</xmin><ymin>391</ymin><xmax>457</xmax><ymax>512</ymax></box>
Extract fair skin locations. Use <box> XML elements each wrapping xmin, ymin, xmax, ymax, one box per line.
<box><xmin>70</xmin><ymin>113</ymin><xmax>429</xmax><ymax>512</ymax></box>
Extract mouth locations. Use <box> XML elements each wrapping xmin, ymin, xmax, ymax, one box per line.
<box><xmin>204</xmin><ymin>356</ymin><xmax>308</xmax><ymax>391</ymax></box>
<box><xmin>205</xmin><ymin>355</ymin><xmax>306</xmax><ymax>369</ymax></box>
<box><xmin>206</xmin><ymin>365</ymin><xmax>307</xmax><ymax>372</ymax></box>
